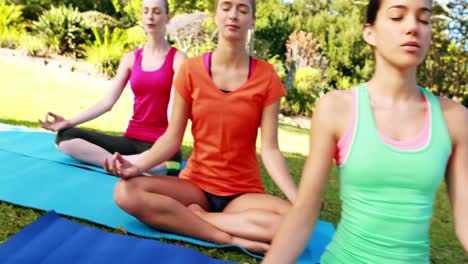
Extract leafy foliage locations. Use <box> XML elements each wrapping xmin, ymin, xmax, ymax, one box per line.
<box><xmin>111</xmin><ymin>0</ymin><xmax>140</xmax><ymax>27</ymax></box>
<box><xmin>291</xmin><ymin>0</ymin><xmax>373</xmax><ymax>89</ymax></box>
<box><xmin>0</xmin><ymin>0</ymin><xmax>24</xmax><ymax>48</ymax></box>
<box><xmin>253</xmin><ymin>0</ymin><xmax>293</xmax><ymax>60</ymax></box>
<box><xmin>418</xmin><ymin>1</ymin><xmax>467</xmax><ymax>105</ymax></box>
<box><xmin>8</xmin><ymin>0</ymin><xmax>119</xmax><ymax>18</ymax></box>
<box><xmin>168</xmin><ymin>0</ymin><xmax>210</xmax><ymax>14</ymax></box>
<box><xmin>167</xmin><ymin>12</ymin><xmax>217</xmax><ymax>56</ymax></box>
<box><xmin>32</xmin><ymin>5</ymin><xmax>89</xmax><ymax>56</ymax></box>
<box><xmin>81</xmin><ymin>10</ymin><xmax>118</xmax><ymax>31</ymax></box>
<box><xmin>19</xmin><ymin>34</ymin><xmax>48</xmax><ymax>56</ymax></box>
<box><xmin>125</xmin><ymin>25</ymin><xmax>146</xmax><ymax>50</ymax></box>
<box><xmin>81</xmin><ymin>25</ymin><xmax>128</xmax><ymax>77</ymax></box>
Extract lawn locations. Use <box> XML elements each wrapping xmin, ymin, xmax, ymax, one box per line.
<box><xmin>0</xmin><ymin>58</ymin><xmax>465</xmax><ymax>263</ymax></box>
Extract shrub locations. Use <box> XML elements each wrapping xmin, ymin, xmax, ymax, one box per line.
<box><xmin>32</xmin><ymin>5</ymin><xmax>89</xmax><ymax>56</ymax></box>
<box><xmin>19</xmin><ymin>34</ymin><xmax>48</xmax><ymax>56</ymax></box>
<box><xmin>81</xmin><ymin>10</ymin><xmax>118</xmax><ymax>30</ymax></box>
<box><xmin>125</xmin><ymin>25</ymin><xmax>146</xmax><ymax>50</ymax></box>
<box><xmin>281</xmin><ymin>67</ymin><xmax>328</xmax><ymax>116</ymax></box>
<box><xmin>268</xmin><ymin>55</ymin><xmax>287</xmax><ymax>83</ymax></box>
<box><xmin>0</xmin><ymin>0</ymin><xmax>25</xmax><ymax>48</ymax></box>
<box><xmin>81</xmin><ymin>25</ymin><xmax>128</xmax><ymax>77</ymax></box>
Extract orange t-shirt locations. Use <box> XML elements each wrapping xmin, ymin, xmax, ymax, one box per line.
<box><xmin>175</xmin><ymin>55</ymin><xmax>286</xmax><ymax>196</ymax></box>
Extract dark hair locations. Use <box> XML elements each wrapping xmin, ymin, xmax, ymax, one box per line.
<box><xmin>215</xmin><ymin>0</ymin><xmax>256</xmax><ymax>17</ymax></box>
<box><xmin>366</xmin><ymin>0</ymin><xmax>381</xmax><ymax>25</ymax></box>
<box><xmin>163</xmin><ymin>0</ymin><xmax>169</xmax><ymax>14</ymax></box>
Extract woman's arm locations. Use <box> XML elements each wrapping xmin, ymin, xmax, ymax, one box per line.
<box><xmin>444</xmin><ymin>101</ymin><xmax>468</xmax><ymax>252</ymax></box>
<box><xmin>262</xmin><ymin>92</ymin><xmax>344</xmax><ymax>263</ymax></box>
<box><xmin>105</xmin><ymin>92</ymin><xmax>190</xmax><ymax>178</ymax></box>
<box><xmin>260</xmin><ymin>100</ymin><xmax>297</xmax><ymax>202</ymax></box>
<box><xmin>40</xmin><ymin>52</ymin><xmax>134</xmax><ymax>131</ymax></box>
<box><xmin>167</xmin><ymin>51</ymin><xmax>188</xmax><ymax>121</ymax></box>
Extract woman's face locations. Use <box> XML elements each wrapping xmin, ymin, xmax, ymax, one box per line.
<box><xmin>364</xmin><ymin>0</ymin><xmax>432</xmax><ymax>69</ymax></box>
<box><xmin>214</xmin><ymin>0</ymin><xmax>255</xmax><ymax>42</ymax></box>
<box><xmin>142</xmin><ymin>0</ymin><xmax>169</xmax><ymax>37</ymax></box>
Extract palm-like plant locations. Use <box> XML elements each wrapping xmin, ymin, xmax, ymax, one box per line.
<box><xmin>33</xmin><ymin>5</ymin><xmax>87</xmax><ymax>56</ymax></box>
<box><xmin>81</xmin><ymin>25</ymin><xmax>128</xmax><ymax>77</ymax></box>
<box><xmin>0</xmin><ymin>0</ymin><xmax>25</xmax><ymax>48</ymax></box>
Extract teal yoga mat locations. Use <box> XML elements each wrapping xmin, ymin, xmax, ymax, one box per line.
<box><xmin>0</xmin><ymin>123</ymin><xmax>335</xmax><ymax>262</ymax></box>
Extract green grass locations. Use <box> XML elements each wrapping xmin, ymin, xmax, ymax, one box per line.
<box><xmin>0</xmin><ymin>58</ymin><xmax>466</xmax><ymax>263</ymax></box>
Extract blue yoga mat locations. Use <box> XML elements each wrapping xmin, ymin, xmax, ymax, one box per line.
<box><xmin>0</xmin><ymin>123</ymin><xmax>335</xmax><ymax>262</ymax></box>
<box><xmin>0</xmin><ymin>211</ymin><xmax>234</xmax><ymax>264</ymax></box>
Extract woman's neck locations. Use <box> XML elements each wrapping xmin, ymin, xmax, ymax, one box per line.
<box><xmin>212</xmin><ymin>39</ymin><xmax>249</xmax><ymax>68</ymax></box>
<box><xmin>368</xmin><ymin>59</ymin><xmax>421</xmax><ymax>102</ymax></box>
<box><xmin>145</xmin><ymin>36</ymin><xmax>170</xmax><ymax>53</ymax></box>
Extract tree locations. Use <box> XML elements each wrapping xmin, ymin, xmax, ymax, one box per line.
<box><xmin>168</xmin><ymin>0</ymin><xmax>210</xmax><ymax>14</ymax></box>
<box><xmin>419</xmin><ymin>0</ymin><xmax>467</xmax><ymax>105</ymax></box>
<box><xmin>290</xmin><ymin>0</ymin><xmax>373</xmax><ymax>89</ymax></box>
<box><xmin>253</xmin><ymin>0</ymin><xmax>293</xmax><ymax>60</ymax></box>
<box><xmin>281</xmin><ymin>30</ymin><xmax>329</xmax><ymax>115</ymax></box>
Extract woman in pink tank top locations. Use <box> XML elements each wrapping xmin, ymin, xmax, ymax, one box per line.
<box><xmin>39</xmin><ymin>0</ymin><xmax>187</xmax><ymax>173</ymax></box>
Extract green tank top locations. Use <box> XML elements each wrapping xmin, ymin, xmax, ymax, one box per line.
<box><xmin>321</xmin><ymin>84</ymin><xmax>452</xmax><ymax>263</ymax></box>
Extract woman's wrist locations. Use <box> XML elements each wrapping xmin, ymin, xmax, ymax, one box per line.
<box><xmin>133</xmin><ymin>164</ymin><xmax>144</xmax><ymax>176</ymax></box>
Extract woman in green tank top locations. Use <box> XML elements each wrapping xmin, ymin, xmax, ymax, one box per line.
<box><xmin>263</xmin><ymin>0</ymin><xmax>468</xmax><ymax>263</ymax></box>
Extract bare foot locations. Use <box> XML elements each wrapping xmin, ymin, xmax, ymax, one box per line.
<box><xmin>231</xmin><ymin>236</ymin><xmax>270</xmax><ymax>254</ymax></box>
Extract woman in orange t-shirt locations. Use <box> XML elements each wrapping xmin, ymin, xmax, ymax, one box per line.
<box><xmin>104</xmin><ymin>0</ymin><xmax>297</xmax><ymax>253</ymax></box>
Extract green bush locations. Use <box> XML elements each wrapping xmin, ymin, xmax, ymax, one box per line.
<box><xmin>281</xmin><ymin>67</ymin><xmax>327</xmax><ymax>116</ymax></box>
<box><xmin>0</xmin><ymin>27</ymin><xmax>21</xmax><ymax>48</ymax></box>
<box><xmin>125</xmin><ymin>25</ymin><xmax>146</xmax><ymax>50</ymax></box>
<box><xmin>81</xmin><ymin>10</ymin><xmax>117</xmax><ymax>30</ymax></box>
<box><xmin>32</xmin><ymin>5</ymin><xmax>89</xmax><ymax>56</ymax></box>
<box><xmin>294</xmin><ymin>67</ymin><xmax>322</xmax><ymax>94</ymax></box>
<box><xmin>81</xmin><ymin>25</ymin><xmax>128</xmax><ymax>77</ymax></box>
<box><xmin>19</xmin><ymin>34</ymin><xmax>47</xmax><ymax>56</ymax></box>
<box><xmin>19</xmin><ymin>3</ymin><xmax>43</xmax><ymax>21</ymax></box>
<box><xmin>0</xmin><ymin>0</ymin><xmax>25</xmax><ymax>48</ymax></box>
<box><xmin>111</xmin><ymin>0</ymin><xmax>140</xmax><ymax>27</ymax></box>
<box><xmin>268</xmin><ymin>55</ymin><xmax>287</xmax><ymax>83</ymax></box>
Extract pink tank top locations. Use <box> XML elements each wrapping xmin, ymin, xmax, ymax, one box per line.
<box><xmin>335</xmin><ymin>87</ymin><xmax>431</xmax><ymax>165</ymax></box>
<box><xmin>124</xmin><ymin>47</ymin><xmax>177</xmax><ymax>142</ymax></box>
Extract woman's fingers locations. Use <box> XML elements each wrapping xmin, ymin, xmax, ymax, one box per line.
<box><xmin>47</xmin><ymin>112</ymin><xmax>64</xmax><ymax>121</ymax></box>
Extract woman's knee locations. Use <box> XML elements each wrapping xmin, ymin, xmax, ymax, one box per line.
<box><xmin>114</xmin><ymin>180</ymin><xmax>141</xmax><ymax>215</ymax></box>
<box><xmin>113</xmin><ymin>178</ymin><xmax>179</xmax><ymax>218</ymax></box>
<box><xmin>57</xmin><ymin>138</ymin><xmax>82</xmax><ymax>155</ymax></box>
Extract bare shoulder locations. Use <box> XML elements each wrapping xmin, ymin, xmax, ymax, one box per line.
<box><xmin>120</xmin><ymin>51</ymin><xmax>136</xmax><ymax>68</ymax></box>
<box><xmin>174</xmin><ymin>50</ymin><xmax>188</xmax><ymax>61</ymax></box>
<box><xmin>315</xmin><ymin>89</ymin><xmax>353</xmax><ymax>121</ymax></box>
<box><xmin>438</xmin><ymin>97</ymin><xmax>468</xmax><ymax>142</ymax></box>
<box><xmin>173</xmin><ymin>50</ymin><xmax>188</xmax><ymax>70</ymax></box>
<box><xmin>313</xmin><ymin>89</ymin><xmax>353</xmax><ymax>136</ymax></box>
<box><xmin>174</xmin><ymin>50</ymin><xmax>188</xmax><ymax>62</ymax></box>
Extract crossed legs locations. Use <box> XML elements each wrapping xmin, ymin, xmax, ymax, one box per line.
<box><xmin>55</xmin><ymin>128</ymin><xmax>167</xmax><ymax>170</ymax></box>
<box><xmin>113</xmin><ymin>176</ymin><xmax>291</xmax><ymax>253</ymax></box>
